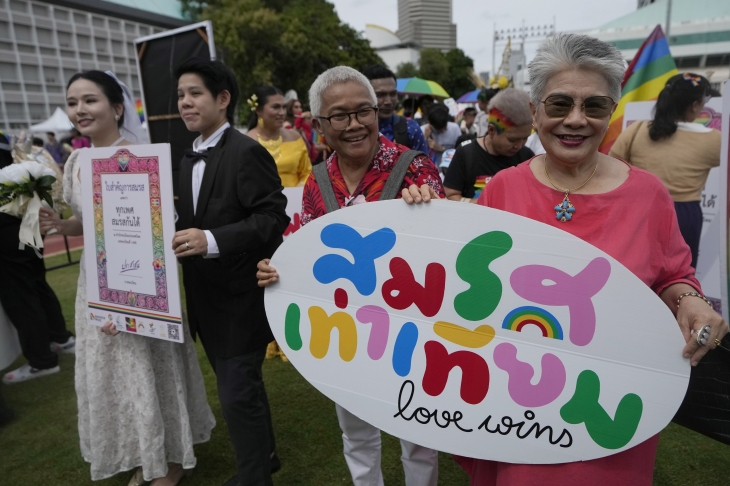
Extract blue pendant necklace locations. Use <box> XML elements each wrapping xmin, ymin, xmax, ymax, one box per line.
<box><xmin>543</xmin><ymin>156</ymin><xmax>599</xmax><ymax>223</ymax></box>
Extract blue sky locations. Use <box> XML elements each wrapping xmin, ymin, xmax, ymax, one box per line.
<box><xmin>331</xmin><ymin>0</ymin><xmax>639</xmax><ymax>73</ymax></box>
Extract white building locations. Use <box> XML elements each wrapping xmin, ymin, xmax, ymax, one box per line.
<box><xmin>584</xmin><ymin>0</ymin><xmax>730</xmax><ymax>91</ymax></box>
<box><xmin>396</xmin><ymin>0</ymin><xmax>456</xmax><ymax>52</ymax></box>
<box><xmin>0</xmin><ymin>0</ymin><xmax>187</xmax><ymax>133</ymax></box>
<box><xmin>365</xmin><ymin>24</ymin><xmax>420</xmax><ymax>72</ymax></box>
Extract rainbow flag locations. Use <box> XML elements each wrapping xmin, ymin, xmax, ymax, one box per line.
<box><xmin>600</xmin><ymin>25</ymin><xmax>677</xmax><ymax>153</ymax></box>
<box><xmin>135</xmin><ymin>99</ymin><xmax>145</xmax><ymax>123</ymax></box>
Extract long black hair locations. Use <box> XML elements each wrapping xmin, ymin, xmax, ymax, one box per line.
<box><xmin>247</xmin><ymin>86</ymin><xmax>283</xmax><ymax>130</ymax></box>
<box><xmin>66</xmin><ymin>71</ymin><xmax>125</xmax><ymax>128</ymax></box>
<box><xmin>649</xmin><ymin>72</ymin><xmax>711</xmax><ymax>141</ymax></box>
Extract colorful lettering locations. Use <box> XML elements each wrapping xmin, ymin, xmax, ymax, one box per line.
<box><xmin>285</xmin><ymin>303</ymin><xmax>302</xmax><ymax>351</ymax></box>
<box><xmin>392</xmin><ymin>322</ymin><xmax>419</xmax><ymax>377</ymax></box>
<box><xmin>422</xmin><ymin>341</ymin><xmax>490</xmax><ymax>405</ymax></box>
<box><xmin>454</xmin><ymin>231</ymin><xmax>513</xmax><ymax>321</ymax></box>
<box><xmin>560</xmin><ymin>370</ymin><xmax>643</xmax><ymax>450</ymax></box>
<box><xmin>382</xmin><ymin>258</ymin><xmax>446</xmax><ymax>317</ymax></box>
<box><xmin>313</xmin><ymin>224</ymin><xmax>396</xmax><ymax>296</ymax></box>
<box><xmin>510</xmin><ymin>257</ymin><xmax>611</xmax><ymax>346</ymax></box>
<box><xmin>356</xmin><ymin>305</ymin><xmax>390</xmax><ymax>360</ymax></box>
<box><xmin>493</xmin><ymin>343</ymin><xmax>566</xmax><ymax>407</ymax></box>
<box><xmin>502</xmin><ymin>306</ymin><xmax>563</xmax><ymax>340</ymax></box>
<box><xmin>433</xmin><ymin>321</ymin><xmax>495</xmax><ymax>348</ymax></box>
<box><xmin>334</xmin><ymin>288</ymin><xmax>348</xmax><ymax>309</ymax></box>
<box><xmin>308</xmin><ymin>306</ymin><xmax>358</xmax><ymax>361</ymax></box>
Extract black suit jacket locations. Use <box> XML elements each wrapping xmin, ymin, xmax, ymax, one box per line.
<box><xmin>177</xmin><ymin>127</ymin><xmax>289</xmax><ymax>358</ymax></box>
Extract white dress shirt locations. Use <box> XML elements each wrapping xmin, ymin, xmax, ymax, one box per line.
<box><xmin>191</xmin><ymin>121</ymin><xmax>230</xmax><ymax>258</ymax></box>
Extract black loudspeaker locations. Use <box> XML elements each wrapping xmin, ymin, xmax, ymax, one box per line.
<box><xmin>135</xmin><ymin>22</ymin><xmax>215</xmax><ymax>197</ymax></box>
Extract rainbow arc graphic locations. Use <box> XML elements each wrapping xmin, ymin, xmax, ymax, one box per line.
<box><xmin>502</xmin><ymin>306</ymin><xmax>563</xmax><ymax>340</ymax></box>
<box><xmin>600</xmin><ymin>25</ymin><xmax>678</xmax><ymax>153</ymax></box>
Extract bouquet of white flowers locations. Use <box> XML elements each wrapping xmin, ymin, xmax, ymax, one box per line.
<box><xmin>0</xmin><ymin>158</ymin><xmax>57</xmax><ymax>251</ymax></box>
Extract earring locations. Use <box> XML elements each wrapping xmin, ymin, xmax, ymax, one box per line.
<box><xmin>257</xmin><ymin>117</ymin><xmax>264</xmax><ymax>128</ymax></box>
<box><xmin>114</xmin><ymin>114</ymin><xmax>120</xmax><ymax>121</ymax></box>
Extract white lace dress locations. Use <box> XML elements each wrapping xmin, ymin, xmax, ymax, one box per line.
<box><xmin>64</xmin><ymin>150</ymin><xmax>215</xmax><ymax>481</ymax></box>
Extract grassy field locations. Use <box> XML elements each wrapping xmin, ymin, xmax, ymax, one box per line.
<box><xmin>0</xmin><ymin>251</ymin><xmax>728</xmax><ymax>485</ymax></box>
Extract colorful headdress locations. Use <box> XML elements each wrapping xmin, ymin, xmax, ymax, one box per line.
<box><xmin>487</xmin><ymin>107</ymin><xmax>516</xmax><ymax>134</ymax></box>
<box><xmin>682</xmin><ymin>73</ymin><xmax>702</xmax><ymax>87</ymax></box>
<box><xmin>247</xmin><ymin>94</ymin><xmax>259</xmax><ymax>110</ymax></box>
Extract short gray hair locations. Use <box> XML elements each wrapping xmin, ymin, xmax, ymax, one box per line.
<box><xmin>528</xmin><ymin>33</ymin><xmax>625</xmax><ymax>107</ymax></box>
<box><xmin>308</xmin><ymin>66</ymin><xmax>377</xmax><ymax>117</ymax></box>
<box><xmin>487</xmin><ymin>88</ymin><xmax>533</xmax><ymax>126</ymax></box>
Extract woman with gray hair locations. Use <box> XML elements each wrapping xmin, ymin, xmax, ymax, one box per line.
<box><xmin>444</xmin><ymin>88</ymin><xmax>534</xmax><ymax>202</ymax></box>
<box><xmin>258</xmin><ymin>65</ymin><xmax>444</xmax><ymax>486</ymax></box>
<box><xmin>455</xmin><ymin>33</ymin><xmax>727</xmax><ymax>485</ymax></box>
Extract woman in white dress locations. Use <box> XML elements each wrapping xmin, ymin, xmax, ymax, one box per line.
<box><xmin>39</xmin><ymin>71</ymin><xmax>215</xmax><ymax>486</ymax></box>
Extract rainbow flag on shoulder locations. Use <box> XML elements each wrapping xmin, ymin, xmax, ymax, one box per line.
<box><xmin>600</xmin><ymin>25</ymin><xmax>677</xmax><ymax>153</ymax></box>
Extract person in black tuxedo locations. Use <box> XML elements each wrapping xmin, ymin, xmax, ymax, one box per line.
<box><xmin>0</xmin><ymin>132</ymin><xmax>74</xmax><ymax>386</ymax></box>
<box><xmin>173</xmin><ymin>59</ymin><xmax>289</xmax><ymax>486</ymax></box>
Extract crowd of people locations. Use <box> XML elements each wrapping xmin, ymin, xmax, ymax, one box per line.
<box><xmin>0</xmin><ymin>30</ymin><xmax>727</xmax><ymax>486</ymax></box>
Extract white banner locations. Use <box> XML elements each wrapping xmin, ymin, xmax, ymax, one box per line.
<box><xmin>80</xmin><ymin>145</ymin><xmax>183</xmax><ymax>342</ymax></box>
<box><xmin>623</xmin><ymin>98</ymin><xmax>726</xmax><ymax>317</ymax></box>
<box><xmin>265</xmin><ymin>200</ymin><xmax>689</xmax><ymax>463</ymax></box>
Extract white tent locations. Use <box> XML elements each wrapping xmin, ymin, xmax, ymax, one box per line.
<box><xmin>29</xmin><ymin>107</ymin><xmax>74</xmax><ymax>133</ymax></box>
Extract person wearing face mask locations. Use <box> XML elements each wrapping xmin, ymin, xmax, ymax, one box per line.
<box><xmin>454</xmin><ymin>33</ymin><xmax>727</xmax><ymax>486</ymax></box>
<box><xmin>256</xmin><ymin>66</ymin><xmax>443</xmax><ymax>486</ymax></box>
<box><xmin>38</xmin><ymin>70</ymin><xmax>215</xmax><ymax>486</ymax></box>
<box><xmin>443</xmin><ymin>89</ymin><xmax>534</xmax><ymax>202</ymax></box>
<box><xmin>361</xmin><ymin>64</ymin><xmax>429</xmax><ymax>153</ymax></box>
<box><xmin>246</xmin><ymin>86</ymin><xmax>312</xmax><ymax>188</ymax></box>
<box><xmin>609</xmin><ymin>73</ymin><xmax>720</xmax><ymax>269</ymax></box>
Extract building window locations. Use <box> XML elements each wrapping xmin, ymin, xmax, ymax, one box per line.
<box><xmin>125</xmin><ymin>23</ymin><xmax>137</xmax><ymax>34</ymax></box>
<box><xmin>9</xmin><ymin>0</ymin><xmax>27</xmax><ymax>13</ymax></box>
<box><xmin>39</xmin><ymin>47</ymin><xmax>56</xmax><ymax>56</ymax></box>
<box><xmin>21</xmin><ymin>64</ymin><xmax>41</xmax><ymax>82</ymax></box>
<box><xmin>5</xmin><ymin>103</ymin><xmax>26</xmax><ymax>118</ymax></box>
<box><xmin>675</xmin><ymin>56</ymin><xmax>701</xmax><ymax>68</ymax></box>
<box><xmin>2</xmin><ymin>82</ymin><xmax>22</xmax><ymax>91</ymax></box>
<box><xmin>57</xmin><ymin>31</ymin><xmax>72</xmax><ymax>48</ymax></box>
<box><xmin>36</xmin><ymin>27</ymin><xmax>53</xmax><ymax>45</ymax></box>
<box><xmin>73</xmin><ymin>12</ymin><xmax>87</xmax><ymax>24</ymax></box>
<box><xmin>0</xmin><ymin>22</ymin><xmax>9</xmax><ymax>39</ymax></box>
<box><xmin>705</xmin><ymin>54</ymin><xmax>730</xmax><ymax>67</ymax></box>
<box><xmin>109</xmin><ymin>20</ymin><xmax>121</xmax><ymax>30</ymax></box>
<box><xmin>29</xmin><ymin>103</ymin><xmax>48</xmax><ymax>120</ymax></box>
<box><xmin>92</xmin><ymin>16</ymin><xmax>105</xmax><ymax>28</ymax></box>
<box><xmin>44</xmin><ymin>66</ymin><xmax>60</xmax><ymax>84</ymax></box>
<box><xmin>0</xmin><ymin>61</ymin><xmax>18</xmax><ymax>80</ymax></box>
<box><xmin>54</xmin><ymin>8</ymin><xmax>70</xmax><ymax>22</ymax></box>
<box><xmin>32</xmin><ymin>3</ymin><xmax>49</xmax><ymax>17</ymax></box>
<box><xmin>14</xmin><ymin>23</ymin><xmax>33</xmax><ymax>43</ymax></box>
<box><xmin>95</xmin><ymin>37</ymin><xmax>108</xmax><ymax>52</ymax></box>
<box><xmin>77</xmin><ymin>34</ymin><xmax>91</xmax><ymax>51</ymax></box>
<box><xmin>63</xmin><ymin>68</ymin><xmax>77</xmax><ymax>84</ymax></box>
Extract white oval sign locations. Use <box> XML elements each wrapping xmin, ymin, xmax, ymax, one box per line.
<box><xmin>264</xmin><ymin>200</ymin><xmax>689</xmax><ymax>463</ymax></box>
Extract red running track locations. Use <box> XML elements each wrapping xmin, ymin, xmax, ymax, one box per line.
<box><xmin>43</xmin><ymin>233</ymin><xmax>84</xmax><ymax>258</ymax></box>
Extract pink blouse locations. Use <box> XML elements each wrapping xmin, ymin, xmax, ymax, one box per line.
<box><xmin>456</xmin><ymin>158</ymin><xmax>700</xmax><ymax>486</ymax></box>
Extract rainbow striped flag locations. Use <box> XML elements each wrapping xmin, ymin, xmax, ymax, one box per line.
<box><xmin>600</xmin><ymin>25</ymin><xmax>677</xmax><ymax>153</ymax></box>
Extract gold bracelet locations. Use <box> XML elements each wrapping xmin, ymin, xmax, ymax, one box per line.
<box><xmin>460</xmin><ymin>197</ymin><xmax>472</xmax><ymax>203</ymax></box>
<box><xmin>677</xmin><ymin>291</ymin><xmax>712</xmax><ymax>308</ymax></box>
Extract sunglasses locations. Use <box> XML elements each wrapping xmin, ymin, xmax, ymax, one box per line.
<box><xmin>541</xmin><ymin>95</ymin><xmax>615</xmax><ymax>119</ymax></box>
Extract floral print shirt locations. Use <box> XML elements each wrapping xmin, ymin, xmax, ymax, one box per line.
<box><xmin>301</xmin><ymin>135</ymin><xmax>445</xmax><ymax>225</ymax></box>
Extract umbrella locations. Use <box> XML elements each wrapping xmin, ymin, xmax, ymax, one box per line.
<box><xmin>456</xmin><ymin>89</ymin><xmax>481</xmax><ymax>104</ymax></box>
<box><xmin>396</xmin><ymin>77</ymin><xmax>449</xmax><ymax>98</ymax></box>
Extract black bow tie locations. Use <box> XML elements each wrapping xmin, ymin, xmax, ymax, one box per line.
<box><xmin>183</xmin><ymin>148</ymin><xmax>210</xmax><ymax>164</ymax></box>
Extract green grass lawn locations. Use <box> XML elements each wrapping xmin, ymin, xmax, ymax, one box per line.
<box><xmin>0</xmin><ymin>251</ymin><xmax>728</xmax><ymax>485</ymax></box>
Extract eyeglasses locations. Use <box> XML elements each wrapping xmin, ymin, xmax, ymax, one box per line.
<box><xmin>541</xmin><ymin>95</ymin><xmax>615</xmax><ymax>119</ymax></box>
<box><xmin>317</xmin><ymin>107</ymin><xmax>378</xmax><ymax>131</ymax></box>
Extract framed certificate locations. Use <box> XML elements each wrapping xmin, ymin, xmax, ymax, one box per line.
<box><xmin>80</xmin><ymin>144</ymin><xmax>183</xmax><ymax>342</ymax></box>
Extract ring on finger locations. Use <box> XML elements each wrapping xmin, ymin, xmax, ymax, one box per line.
<box><xmin>694</xmin><ymin>325</ymin><xmax>711</xmax><ymax>346</ymax></box>
<box><xmin>714</xmin><ymin>338</ymin><xmax>722</xmax><ymax>347</ymax></box>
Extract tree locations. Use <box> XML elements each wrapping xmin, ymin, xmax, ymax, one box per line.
<box><xmin>181</xmin><ymin>0</ymin><xmax>383</xmax><ymax>120</ymax></box>
<box><xmin>444</xmin><ymin>48</ymin><xmax>476</xmax><ymax>100</ymax></box>
<box><xmin>418</xmin><ymin>48</ymin><xmax>449</xmax><ymax>87</ymax></box>
<box><xmin>395</xmin><ymin>62</ymin><xmax>418</xmax><ymax>78</ymax></box>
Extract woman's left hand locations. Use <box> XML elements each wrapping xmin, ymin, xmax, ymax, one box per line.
<box><xmin>402</xmin><ymin>184</ymin><xmax>440</xmax><ymax>204</ymax></box>
<box><xmin>677</xmin><ymin>296</ymin><xmax>728</xmax><ymax>366</ymax></box>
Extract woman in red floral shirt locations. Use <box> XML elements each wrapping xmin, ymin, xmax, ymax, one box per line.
<box><xmin>258</xmin><ymin>66</ymin><xmax>443</xmax><ymax>486</ymax></box>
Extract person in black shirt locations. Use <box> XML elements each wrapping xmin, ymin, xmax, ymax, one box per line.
<box><xmin>444</xmin><ymin>88</ymin><xmax>534</xmax><ymax>202</ymax></box>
